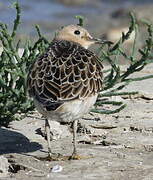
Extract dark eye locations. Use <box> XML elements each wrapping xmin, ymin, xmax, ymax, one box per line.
<box><xmin>74</xmin><ymin>30</ymin><xmax>80</xmax><ymax>35</ymax></box>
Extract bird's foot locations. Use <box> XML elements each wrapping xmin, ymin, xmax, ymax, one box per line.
<box><xmin>69</xmin><ymin>152</ymin><xmax>91</xmax><ymax>160</ymax></box>
<box><xmin>46</xmin><ymin>153</ymin><xmax>64</xmax><ymax>161</ymax></box>
<box><xmin>35</xmin><ymin>153</ymin><xmax>66</xmax><ymax>161</ymax></box>
<box><xmin>34</xmin><ymin>153</ymin><xmax>91</xmax><ymax>161</ymax></box>
<box><xmin>69</xmin><ymin>153</ymin><xmax>82</xmax><ymax>160</ymax></box>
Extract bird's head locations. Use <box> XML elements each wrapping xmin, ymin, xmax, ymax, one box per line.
<box><xmin>54</xmin><ymin>24</ymin><xmax>111</xmax><ymax>49</ymax></box>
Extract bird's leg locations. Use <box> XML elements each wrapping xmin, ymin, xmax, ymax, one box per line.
<box><xmin>70</xmin><ymin>120</ymin><xmax>81</xmax><ymax>159</ymax></box>
<box><xmin>44</xmin><ymin>119</ymin><xmax>64</xmax><ymax>161</ymax></box>
<box><xmin>44</xmin><ymin>119</ymin><xmax>85</xmax><ymax>161</ymax></box>
<box><xmin>45</xmin><ymin>119</ymin><xmax>52</xmax><ymax>157</ymax></box>
<box><xmin>72</xmin><ymin>120</ymin><xmax>78</xmax><ymax>155</ymax></box>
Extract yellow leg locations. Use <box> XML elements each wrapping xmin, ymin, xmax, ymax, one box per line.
<box><xmin>72</xmin><ymin>120</ymin><xmax>78</xmax><ymax>155</ymax></box>
<box><xmin>44</xmin><ymin>119</ymin><xmax>64</xmax><ymax>161</ymax></box>
<box><xmin>45</xmin><ymin>119</ymin><xmax>52</xmax><ymax>157</ymax></box>
<box><xmin>69</xmin><ymin>120</ymin><xmax>82</xmax><ymax>160</ymax></box>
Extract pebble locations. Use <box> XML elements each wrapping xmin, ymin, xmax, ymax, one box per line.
<box><xmin>51</xmin><ymin>165</ymin><xmax>63</xmax><ymax>173</ymax></box>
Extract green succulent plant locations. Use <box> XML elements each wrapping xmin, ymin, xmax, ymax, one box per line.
<box><xmin>0</xmin><ymin>2</ymin><xmax>153</xmax><ymax>126</ymax></box>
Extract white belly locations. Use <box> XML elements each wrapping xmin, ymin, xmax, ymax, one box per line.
<box><xmin>34</xmin><ymin>94</ymin><xmax>97</xmax><ymax>123</ymax></box>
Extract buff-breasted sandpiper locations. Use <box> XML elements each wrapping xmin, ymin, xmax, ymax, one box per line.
<box><xmin>27</xmin><ymin>24</ymin><xmax>111</xmax><ymax>160</ymax></box>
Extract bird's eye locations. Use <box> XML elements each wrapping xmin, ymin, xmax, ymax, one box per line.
<box><xmin>74</xmin><ymin>30</ymin><xmax>80</xmax><ymax>35</ymax></box>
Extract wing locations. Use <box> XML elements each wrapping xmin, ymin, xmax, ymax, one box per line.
<box><xmin>27</xmin><ymin>40</ymin><xmax>103</xmax><ymax>110</ymax></box>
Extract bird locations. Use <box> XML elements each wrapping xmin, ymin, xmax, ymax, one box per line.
<box><xmin>27</xmin><ymin>24</ymin><xmax>111</xmax><ymax>160</ymax></box>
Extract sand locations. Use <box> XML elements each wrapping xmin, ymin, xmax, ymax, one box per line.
<box><xmin>0</xmin><ymin>64</ymin><xmax>153</xmax><ymax>180</ymax></box>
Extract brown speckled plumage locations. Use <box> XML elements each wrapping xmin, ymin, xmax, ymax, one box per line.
<box><xmin>27</xmin><ymin>40</ymin><xmax>103</xmax><ymax>111</ymax></box>
<box><xmin>27</xmin><ymin>24</ymin><xmax>105</xmax><ymax>159</ymax></box>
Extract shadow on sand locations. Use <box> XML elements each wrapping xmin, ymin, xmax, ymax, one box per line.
<box><xmin>0</xmin><ymin>127</ymin><xmax>42</xmax><ymax>155</ymax></box>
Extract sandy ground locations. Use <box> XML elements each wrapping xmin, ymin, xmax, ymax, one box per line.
<box><xmin>1</xmin><ymin>64</ymin><xmax>153</xmax><ymax>180</ymax></box>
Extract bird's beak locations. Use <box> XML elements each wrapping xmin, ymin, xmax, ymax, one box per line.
<box><xmin>89</xmin><ymin>37</ymin><xmax>113</xmax><ymax>45</ymax></box>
